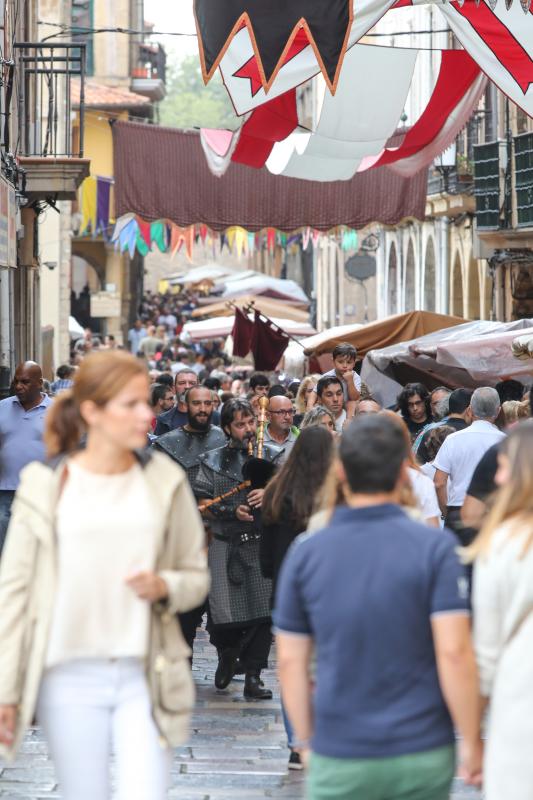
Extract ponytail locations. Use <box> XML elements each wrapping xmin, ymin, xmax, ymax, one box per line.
<box><xmin>44</xmin><ymin>390</ymin><xmax>85</xmax><ymax>457</ymax></box>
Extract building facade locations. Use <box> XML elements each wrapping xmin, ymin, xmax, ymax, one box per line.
<box><xmin>39</xmin><ymin>0</ymin><xmax>166</xmax><ymax>367</ymax></box>
<box><xmin>0</xmin><ymin>0</ymin><xmax>89</xmax><ymax>392</ymax></box>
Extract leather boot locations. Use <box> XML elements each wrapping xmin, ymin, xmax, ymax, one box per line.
<box><xmin>215</xmin><ymin>649</ymin><xmax>238</xmax><ymax>690</ymax></box>
<box><xmin>244</xmin><ymin>670</ymin><xmax>273</xmax><ymax>700</ymax></box>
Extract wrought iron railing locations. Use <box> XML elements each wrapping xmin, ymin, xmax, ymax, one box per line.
<box><xmin>515</xmin><ymin>131</ymin><xmax>533</xmax><ymax>229</ymax></box>
<box><xmin>14</xmin><ymin>42</ymin><xmax>86</xmax><ymax>158</ymax></box>
<box><xmin>427</xmin><ymin>168</ymin><xmax>473</xmax><ymax>197</ymax></box>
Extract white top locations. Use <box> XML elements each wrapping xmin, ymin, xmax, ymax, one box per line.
<box><xmin>473</xmin><ymin>521</ymin><xmax>533</xmax><ymax>799</ymax></box>
<box><xmin>409</xmin><ymin>467</ymin><xmax>441</xmax><ymax>522</ymax></box>
<box><xmin>46</xmin><ymin>460</ymin><xmax>161</xmax><ymax>667</ymax></box>
<box><xmin>420</xmin><ymin>461</ymin><xmax>436</xmax><ymax>481</ymax></box>
<box><xmin>316</xmin><ymin>368</ymin><xmax>362</xmax><ymax>402</ymax></box>
<box><xmin>433</xmin><ymin>420</ymin><xmax>505</xmax><ymax>507</ymax></box>
<box><xmin>335</xmin><ymin>408</ymin><xmax>347</xmax><ymax>434</ymax></box>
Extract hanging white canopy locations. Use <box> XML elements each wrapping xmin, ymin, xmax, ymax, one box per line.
<box><xmin>182</xmin><ymin>315</ymin><xmax>316</xmax><ymax>343</ymax></box>
<box><xmin>267</xmin><ymin>44</ymin><xmax>419</xmax><ymax>182</ymax></box>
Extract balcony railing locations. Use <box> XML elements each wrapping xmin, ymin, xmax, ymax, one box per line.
<box><xmin>473</xmin><ymin>140</ymin><xmax>507</xmax><ymax>231</ymax></box>
<box><xmin>14</xmin><ymin>42</ymin><xmax>86</xmax><ymax>158</ymax></box>
<box><xmin>134</xmin><ymin>42</ymin><xmax>166</xmax><ymax>84</ymax></box>
<box><xmin>515</xmin><ymin>131</ymin><xmax>533</xmax><ymax>229</ymax></box>
<box><xmin>427</xmin><ymin>168</ymin><xmax>473</xmax><ymax>197</ymax></box>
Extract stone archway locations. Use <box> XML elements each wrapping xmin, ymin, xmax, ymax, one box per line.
<box><xmin>387</xmin><ymin>241</ymin><xmax>398</xmax><ymax>315</ymax></box>
<box><xmin>423</xmin><ymin>237</ymin><xmax>436</xmax><ymax>312</ymax></box>
<box><xmin>450</xmin><ymin>252</ymin><xmax>464</xmax><ymax>317</ymax></box>
<box><xmin>467</xmin><ymin>259</ymin><xmax>481</xmax><ymax>320</ymax></box>
<box><xmin>405</xmin><ymin>238</ymin><xmax>416</xmax><ymax>311</ymax></box>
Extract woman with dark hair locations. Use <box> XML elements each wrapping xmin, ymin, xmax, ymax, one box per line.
<box><xmin>260</xmin><ymin>426</ymin><xmax>335</xmax><ymax>769</ymax></box>
<box><xmin>397</xmin><ymin>382</ymin><xmax>433</xmax><ymax>439</ymax></box>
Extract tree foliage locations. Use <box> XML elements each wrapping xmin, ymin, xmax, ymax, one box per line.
<box><xmin>159</xmin><ymin>55</ymin><xmax>238</xmax><ymax>130</ymax></box>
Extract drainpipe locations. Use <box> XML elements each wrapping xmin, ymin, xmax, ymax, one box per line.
<box><xmin>440</xmin><ymin>217</ymin><xmax>450</xmax><ymax>314</ymax></box>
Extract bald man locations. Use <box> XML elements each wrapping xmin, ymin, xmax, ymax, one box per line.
<box><xmin>0</xmin><ymin>362</ymin><xmax>52</xmax><ymax>554</ymax></box>
<box><xmin>264</xmin><ymin>394</ymin><xmax>299</xmax><ymax>459</ymax></box>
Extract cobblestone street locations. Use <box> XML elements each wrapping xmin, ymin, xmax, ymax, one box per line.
<box><xmin>0</xmin><ymin>626</ymin><xmax>482</xmax><ymax>799</ymax></box>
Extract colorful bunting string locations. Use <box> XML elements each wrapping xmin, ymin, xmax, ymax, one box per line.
<box><xmin>109</xmin><ymin>214</ymin><xmax>360</xmax><ymax>261</ymax></box>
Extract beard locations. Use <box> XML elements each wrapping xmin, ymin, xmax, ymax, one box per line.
<box><xmin>188</xmin><ymin>412</ymin><xmax>212</xmax><ymax>431</ymax></box>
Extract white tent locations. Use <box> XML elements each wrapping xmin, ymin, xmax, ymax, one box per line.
<box><xmin>168</xmin><ymin>264</ymin><xmax>237</xmax><ymax>285</ymax></box>
<box><xmin>362</xmin><ymin>318</ymin><xmax>533</xmax><ymax>407</ymax></box>
<box><xmin>182</xmin><ymin>315</ymin><xmax>315</xmax><ymax>344</ymax></box>
<box><xmin>219</xmin><ymin>275</ymin><xmax>309</xmax><ymax>305</ymax></box>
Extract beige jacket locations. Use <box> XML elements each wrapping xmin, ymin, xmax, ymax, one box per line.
<box><xmin>0</xmin><ymin>450</ymin><xmax>210</xmax><ymax>761</ymax></box>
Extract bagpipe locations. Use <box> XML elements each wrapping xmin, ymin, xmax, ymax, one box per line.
<box><xmin>198</xmin><ymin>397</ymin><xmax>276</xmax><ymax>515</ymax></box>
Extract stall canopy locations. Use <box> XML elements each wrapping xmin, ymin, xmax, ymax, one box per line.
<box><xmin>167</xmin><ymin>264</ymin><xmax>237</xmax><ymax>285</ymax></box>
<box><xmin>182</xmin><ymin>315</ymin><xmax>316</xmax><ymax>343</ymax></box>
<box><xmin>218</xmin><ymin>275</ymin><xmax>309</xmax><ymax>304</ymax></box>
<box><xmin>362</xmin><ymin>318</ymin><xmax>533</xmax><ymax>407</ymax></box>
<box><xmin>190</xmin><ymin>295</ymin><xmax>310</xmax><ymax>323</ymax></box>
<box><xmin>304</xmin><ymin>311</ymin><xmax>466</xmax><ymax>359</ymax></box>
<box><xmin>112</xmin><ymin>121</ymin><xmax>428</xmax><ymax>232</ymax></box>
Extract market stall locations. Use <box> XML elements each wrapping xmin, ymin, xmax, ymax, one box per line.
<box><xmin>361</xmin><ymin>318</ymin><xmax>533</xmax><ymax>407</ymax></box>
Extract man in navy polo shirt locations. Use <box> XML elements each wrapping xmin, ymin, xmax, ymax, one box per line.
<box><xmin>0</xmin><ymin>361</ymin><xmax>51</xmax><ymax>555</ymax></box>
<box><xmin>275</xmin><ymin>414</ymin><xmax>483</xmax><ymax>800</ymax></box>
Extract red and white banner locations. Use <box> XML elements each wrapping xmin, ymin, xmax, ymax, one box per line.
<box><xmin>439</xmin><ymin>0</ymin><xmax>533</xmax><ymax>118</ymax></box>
<box><xmin>361</xmin><ymin>49</ymin><xmax>486</xmax><ymax>176</ymax></box>
<box><xmin>201</xmin><ymin>47</ymin><xmax>485</xmax><ymax>180</ymax></box>
<box><xmin>215</xmin><ymin>0</ymin><xmax>532</xmax><ymax>118</ymax></box>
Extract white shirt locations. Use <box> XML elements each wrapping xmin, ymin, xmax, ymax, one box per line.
<box><xmin>46</xmin><ymin>461</ymin><xmax>161</xmax><ymax>667</ymax></box>
<box><xmin>433</xmin><ymin>420</ymin><xmax>505</xmax><ymax>507</ymax></box>
<box><xmin>420</xmin><ymin>462</ymin><xmax>436</xmax><ymax>481</ymax></box>
<box><xmin>316</xmin><ymin>368</ymin><xmax>362</xmax><ymax>402</ymax></box>
<box><xmin>335</xmin><ymin>408</ymin><xmax>347</xmax><ymax>433</ymax></box>
<box><xmin>409</xmin><ymin>467</ymin><xmax>441</xmax><ymax>522</ymax></box>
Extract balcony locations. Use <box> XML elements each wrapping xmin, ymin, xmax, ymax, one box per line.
<box><xmin>515</xmin><ymin>131</ymin><xmax>533</xmax><ymax>229</ymax></box>
<box><xmin>14</xmin><ymin>42</ymin><xmax>90</xmax><ymax>200</ymax></box>
<box><xmin>425</xmin><ymin>166</ymin><xmax>475</xmax><ymax>219</ymax></box>
<box><xmin>131</xmin><ymin>42</ymin><xmax>166</xmax><ymax>102</ymax></box>
<box><xmin>473</xmin><ymin>141</ymin><xmax>507</xmax><ymax>231</ymax></box>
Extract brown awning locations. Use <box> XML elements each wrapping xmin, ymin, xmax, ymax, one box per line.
<box><xmin>304</xmin><ymin>311</ymin><xmax>467</xmax><ymax>359</ymax></box>
<box><xmin>112</xmin><ymin>121</ymin><xmax>428</xmax><ymax>233</ymax></box>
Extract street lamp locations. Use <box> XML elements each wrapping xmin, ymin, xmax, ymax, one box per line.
<box><xmin>434</xmin><ymin>142</ymin><xmax>457</xmax><ymax>194</ymax></box>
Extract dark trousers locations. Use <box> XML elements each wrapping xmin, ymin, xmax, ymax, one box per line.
<box><xmin>445</xmin><ymin>506</ymin><xmax>474</xmax><ymax>597</ymax></box>
<box><xmin>445</xmin><ymin>506</ymin><xmax>477</xmax><ymax>547</ymax></box>
<box><xmin>178</xmin><ymin>604</ymin><xmax>205</xmax><ymax>652</ymax></box>
<box><xmin>209</xmin><ymin>621</ymin><xmax>272</xmax><ymax>673</ymax></box>
<box><xmin>0</xmin><ymin>490</ymin><xmax>15</xmax><ymax>557</ymax></box>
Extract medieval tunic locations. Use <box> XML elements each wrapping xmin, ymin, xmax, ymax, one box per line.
<box><xmin>152</xmin><ymin>426</ymin><xmax>226</xmax><ymax>495</ymax></box>
<box><xmin>196</xmin><ymin>444</ymin><xmax>283</xmax><ymax>629</ymax></box>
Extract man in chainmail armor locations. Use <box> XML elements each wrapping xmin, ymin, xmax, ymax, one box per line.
<box><xmin>196</xmin><ymin>398</ymin><xmax>283</xmax><ymax>700</ymax></box>
<box><xmin>153</xmin><ymin>386</ymin><xmax>225</xmax><ymax>653</ymax></box>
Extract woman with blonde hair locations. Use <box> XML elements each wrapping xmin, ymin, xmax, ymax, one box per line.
<box><xmin>0</xmin><ymin>351</ymin><xmax>209</xmax><ymax>800</ymax></box>
<box><xmin>294</xmin><ymin>375</ymin><xmax>321</xmax><ymax>424</ymax></box>
<box><xmin>464</xmin><ymin>420</ymin><xmax>533</xmax><ymax>800</ymax></box>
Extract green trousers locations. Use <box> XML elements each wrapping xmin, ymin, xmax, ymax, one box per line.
<box><xmin>308</xmin><ymin>745</ymin><xmax>455</xmax><ymax>800</ymax></box>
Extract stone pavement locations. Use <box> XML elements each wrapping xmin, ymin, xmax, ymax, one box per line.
<box><xmin>0</xmin><ymin>625</ymin><xmax>482</xmax><ymax>799</ymax></box>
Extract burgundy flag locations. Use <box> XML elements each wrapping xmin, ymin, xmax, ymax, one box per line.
<box><xmin>231</xmin><ymin>308</ymin><xmax>254</xmax><ymax>357</ymax></box>
<box><xmin>250</xmin><ymin>311</ymin><xmax>289</xmax><ymax>370</ymax></box>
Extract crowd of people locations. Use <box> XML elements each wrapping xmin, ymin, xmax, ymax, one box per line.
<box><xmin>0</xmin><ymin>290</ymin><xmax>532</xmax><ymax>800</ymax></box>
